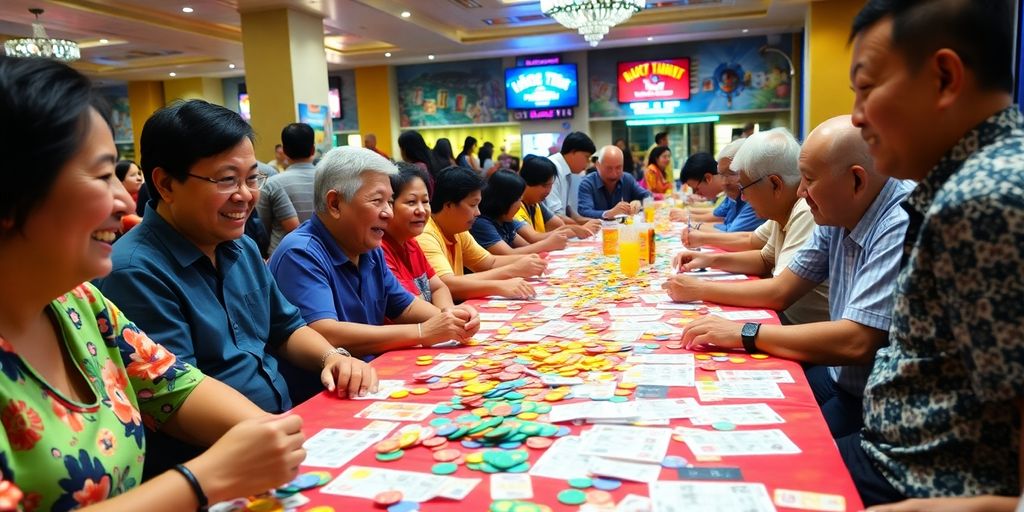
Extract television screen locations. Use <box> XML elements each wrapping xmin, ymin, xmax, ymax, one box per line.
<box><xmin>238</xmin><ymin>93</ymin><xmax>251</xmax><ymax>121</ymax></box>
<box><xmin>328</xmin><ymin>88</ymin><xmax>341</xmax><ymax>119</ymax></box>
<box><xmin>521</xmin><ymin>132</ymin><xmax>561</xmax><ymax>158</ymax></box>
<box><xmin>505</xmin><ymin>63</ymin><xmax>579</xmax><ymax>110</ymax></box>
<box><xmin>617</xmin><ymin>58</ymin><xmax>691</xmax><ymax>103</ymax></box>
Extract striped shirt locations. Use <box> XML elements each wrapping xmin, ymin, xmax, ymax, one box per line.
<box><xmin>256</xmin><ymin>162</ymin><xmax>317</xmax><ymax>254</ymax></box>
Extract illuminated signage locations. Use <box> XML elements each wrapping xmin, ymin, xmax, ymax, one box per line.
<box><xmin>627</xmin><ymin>101</ymin><xmax>683</xmax><ymax>115</ymax></box>
<box><xmin>617</xmin><ymin>58</ymin><xmax>691</xmax><ymax>103</ymax></box>
<box><xmin>513</xmin><ymin>108</ymin><xmax>574</xmax><ymax>120</ymax></box>
<box><xmin>505</xmin><ymin>64</ymin><xmax>579</xmax><ymax>110</ymax></box>
<box><xmin>521</xmin><ymin>55</ymin><xmax>561</xmax><ymax>66</ymax></box>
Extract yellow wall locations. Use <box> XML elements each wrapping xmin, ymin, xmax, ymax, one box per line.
<box><xmin>806</xmin><ymin>0</ymin><xmax>862</xmax><ymax>133</ymax></box>
<box><xmin>127</xmin><ymin>81</ymin><xmax>164</xmax><ymax>161</ymax></box>
<box><xmin>416</xmin><ymin>126</ymin><xmax>522</xmax><ymax>159</ymax></box>
<box><xmin>355</xmin><ymin>66</ymin><xmax>395</xmax><ymax>156</ymax></box>
<box><xmin>162</xmin><ymin>77</ymin><xmax>223</xmax><ymax>105</ymax></box>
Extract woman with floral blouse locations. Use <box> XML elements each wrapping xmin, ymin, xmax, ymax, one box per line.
<box><xmin>0</xmin><ymin>56</ymin><xmax>306</xmax><ymax>510</ymax></box>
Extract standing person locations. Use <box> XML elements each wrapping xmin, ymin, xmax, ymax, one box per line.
<box><xmin>269</xmin><ymin>143</ymin><xmax>290</xmax><ymax>173</ymax></box>
<box><xmin>542</xmin><ymin>131</ymin><xmax>601</xmax><ymax>232</ymax></box>
<box><xmin>469</xmin><ymin>170</ymin><xmax>568</xmax><ymax>255</ymax></box>
<box><xmin>840</xmin><ymin>1</ymin><xmax>1024</xmax><ymax>510</ymax></box>
<box><xmin>363</xmin><ymin>133</ymin><xmax>389</xmax><ymax>160</ymax></box>
<box><xmin>456</xmin><ymin>136</ymin><xmax>480</xmax><ymax>172</ymax></box>
<box><xmin>256</xmin><ymin>123</ymin><xmax>318</xmax><ymax>254</ymax></box>
<box><xmin>433</xmin><ymin>138</ymin><xmax>456</xmax><ymax>167</ymax></box>
<box><xmin>0</xmin><ymin>55</ymin><xmax>312</xmax><ymax>512</ymax></box>
<box><xmin>643</xmin><ymin>145</ymin><xmax>673</xmax><ymax>197</ymax></box>
<box><xmin>398</xmin><ymin>130</ymin><xmax>442</xmax><ymax>188</ymax></box>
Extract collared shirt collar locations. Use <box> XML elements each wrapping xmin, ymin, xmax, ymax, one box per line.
<box><xmin>141</xmin><ymin>202</ymin><xmax>241</xmax><ymax>269</ymax></box>
<box><xmin>308</xmin><ymin>214</ymin><xmax>373</xmax><ymax>270</ymax></box>
<box><xmin>847</xmin><ymin>178</ymin><xmax>900</xmax><ymax>248</ymax></box>
<box><xmin>598</xmin><ymin>177</ymin><xmax>622</xmax><ymax>193</ymax></box>
<box><xmin>780</xmin><ymin>198</ymin><xmax>807</xmax><ymax>233</ymax></box>
<box><xmin>285</xmin><ymin>162</ymin><xmax>316</xmax><ymax>172</ymax></box>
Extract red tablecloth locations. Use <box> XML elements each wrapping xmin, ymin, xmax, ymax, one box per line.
<box><xmin>290</xmin><ymin>232</ymin><xmax>863</xmax><ymax>511</ymax></box>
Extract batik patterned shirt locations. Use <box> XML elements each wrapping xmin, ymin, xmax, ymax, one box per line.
<box><xmin>861</xmin><ymin>106</ymin><xmax>1024</xmax><ymax>497</ymax></box>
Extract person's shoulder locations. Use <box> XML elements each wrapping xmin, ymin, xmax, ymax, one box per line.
<box><xmin>938</xmin><ymin>140</ymin><xmax>1024</xmax><ymax>209</ymax></box>
<box><xmin>111</xmin><ymin>223</ymin><xmax>167</xmax><ymax>269</ymax></box>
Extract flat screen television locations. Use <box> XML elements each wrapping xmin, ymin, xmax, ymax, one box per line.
<box><xmin>617</xmin><ymin>58</ymin><xmax>691</xmax><ymax>103</ymax></box>
<box><xmin>328</xmin><ymin>88</ymin><xmax>341</xmax><ymax>119</ymax></box>
<box><xmin>505</xmin><ymin>63</ymin><xmax>579</xmax><ymax>110</ymax></box>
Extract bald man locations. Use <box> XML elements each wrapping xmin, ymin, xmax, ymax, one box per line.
<box><xmin>576</xmin><ymin>145</ymin><xmax>651</xmax><ymax>220</ymax></box>
<box><xmin>664</xmin><ymin>115</ymin><xmax>914</xmax><ymax>438</ymax></box>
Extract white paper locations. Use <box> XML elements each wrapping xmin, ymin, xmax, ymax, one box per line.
<box><xmin>695</xmin><ymin>380</ymin><xmax>785</xmax><ymax>401</ymax></box>
<box><xmin>547</xmin><ymin>401</ymin><xmax>640</xmax><ymax>423</ymax></box>
<box><xmin>601</xmin><ymin>331</ymin><xmax>645</xmax><ymax>343</ymax></box>
<box><xmin>534</xmin><ymin>307</ymin><xmax>571</xmax><ymax>320</ymax></box>
<box><xmin>571</xmin><ymin>382</ymin><xmax>617</xmax><ymax>400</ymax></box>
<box><xmin>478</xmin><ymin>321</ymin><xmax>505</xmax><ymax>331</ymax></box>
<box><xmin>424</xmin><ymin>360</ymin><xmax>464</xmax><ymax>376</ymax></box>
<box><xmin>689</xmin><ymin>403</ymin><xmax>785</xmax><ymax>426</ymax></box>
<box><xmin>648</xmin><ymin>481</ymin><xmax>776</xmax><ymax>512</ymax></box>
<box><xmin>437</xmin><ymin>476</ymin><xmax>482</xmax><ymax>500</ymax></box>
<box><xmin>704</xmin><ymin>274</ymin><xmax>750</xmax><ymax>281</ymax></box>
<box><xmin>715</xmin><ymin>370</ymin><xmax>795</xmax><ymax>384</ymax></box>
<box><xmin>635</xmin><ymin>398</ymin><xmax>702</xmax><ymax>420</ymax></box>
<box><xmin>504</xmin><ymin>331</ymin><xmax>547</xmax><ymax>342</ymax></box>
<box><xmin>351</xmin><ymin>380</ymin><xmax>406</xmax><ymax>400</ymax></box>
<box><xmin>301</xmin><ymin>428</ymin><xmax>387</xmax><ymax>468</ymax></box>
<box><xmin>321</xmin><ymin>466</ymin><xmax>450</xmax><ymax>502</ymax></box>
<box><xmin>354</xmin><ymin>401</ymin><xmax>436</xmax><ymax>422</ymax></box>
<box><xmin>677</xmin><ymin>428</ymin><xmax>801</xmax><ymax>457</ymax></box>
<box><xmin>539</xmin><ymin>374</ymin><xmax>584</xmax><ymax>386</ymax></box>
<box><xmin>627</xmin><ymin>353</ymin><xmax>695</xmax><ymax>365</ymax></box>
<box><xmin>578</xmin><ymin>425</ymin><xmax>672</xmax><ymax>464</ymax></box>
<box><xmin>433</xmin><ymin>353</ymin><xmax>472</xmax><ymax>361</ymax></box>
<box><xmin>607</xmin><ymin>306</ymin><xmax>664</xmax><ymax>317</ymax></box>
<box><xmin>479</xmin><ymin>312</ymin><xmax>516</xmax><ymax>321</ymax></box>
<box><xmin>713</xmin><ymin>310</ymin><xmax>775</xmax><ymax>321</ymax></box>
<box><xmin>616</xmin><ymin>494</ymin><xmax>653</xmax><ymax>512</ymax></box>
<box><xmin>622</xmin><ymin>364</ymin><xmax>695</xmax><ymax>387</ymax></box>
<box><xmin>638</xmin><ymin>293</ymin><xmax>674</xmax><ymax>304</ymax></box>
<box><xmin>587</xmin><ymin>456</ymin><xmax>663</xmax><ymax>483</ymax></box>
<box><xmin>490</xmin><ymin>473</ymin><xmax>534</xmax><ymax>500</ymax></box>
<box><xmin>529</xmin><ymin>436</ymin><xmax>592</xmax><ymax>480</ymax></box>
<box><xmin>609</xmin><ymin>321</ymin><xmax>679</xmax><ymax>333</ymax></box>
<box><xmin>656</xmin><ymin>303</ymin><xmax>702</xmax><ymax>311</ymax></box>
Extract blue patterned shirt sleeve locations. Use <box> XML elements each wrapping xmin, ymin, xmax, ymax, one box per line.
<box><xmin>787</xmin><ymin>225</ymin><xmax>831</xmax><ymax>284</ymax></box>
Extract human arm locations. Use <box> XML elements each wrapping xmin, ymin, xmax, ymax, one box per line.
<box><xmin>575</xmin><ymin>177</ymin><xmax>609</xmax><ymax>220</ymax></box>
<box><xmin>279</xmin><ymin>216</ymin><xmax>300</xmax><ymax>234</ymax></box>
<box><xmin>276</xmin><ymin>325</ymin><xmax>378</xmax><ymax>397</ymax></box>
<box><xmin>662</xmin><ymin>268</ymin><xmax>819</xmax><ymax>311</ymax></box>
<box><xmin>864</xmin><ymin>496</ymin><xmax>1019</xmax><ymax>512</ymax></box>
<box><xmin>681</xmin><ymin>226</ymin><xmax>770</xmax><ymax>251</ymax></box>
<box><xmin>491</xmin><ymin>231</ymin><xmax>567</xmax><ymax>254</ymax></box>
<box><xmin>427</xmin><ymin>275</ymin><xmax>456</xmax><ymax>310</ymax></box>
<box><xmin>672</xmin><ymin>249</ymin><xmax>771</xmax><ymax>276</ymax></box>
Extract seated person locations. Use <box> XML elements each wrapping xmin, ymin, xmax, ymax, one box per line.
<box><xmin>643</xmin><ymin>145</ymin><xmax>673</xmax><ymax>198</ymax></box>
<box><xmin>513</xmin><ymin>155</ymin><xmax>596</xmax><ymax>242</ymax></box>
<box><xmin>577</xmin><ymin>145</ymin><xmax>651</xmax><ymax>220</ymax></box>
<box><xmin>470</xmin><ymin>170</ymin><xmax>569</xmax><ymax>255</ymax></box>
<box><xmin>663</xmin><ymin>116</ymin><xmax>912</xmax><ymax>439</ymax></box>
<box><xmin>672</xmin><ymin>139</ymin><xmax>744</xmax><ymax>223</ymax></box>
<box><xmin>543</xmin><ymin>131</ymin><xmax>601</xmax><ymax>228</ymax></box>
<box><xmin>0</xmin><ymin>57</ymin><xmax>318</xmax><ymax>509</ymax></box>
<box><xmin>673</xmin><ymin>128</ymin><xmax>830</xmax><ymax>326</ymax></box>
<box><xmin>269</xmin><ymin>147</ymin><xmax>480</xmax><ymax>359</ymax></box>
<box><xmin>417</xmin><ymin>166</ymin><xmax>547</xmax><ymax>301</ymax></box>
<box><xmin>98</xmin><ymin>99</ymin><xmax>376</xmax><ymax>475</ymax></box>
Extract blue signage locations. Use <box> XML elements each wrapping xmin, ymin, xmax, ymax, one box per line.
<box><xmin>505</xmin><ymin>64</ymin><xmax>579</xmax><ymax>110</ymax></box>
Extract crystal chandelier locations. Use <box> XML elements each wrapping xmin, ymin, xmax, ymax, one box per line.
<box><xmin>4</xmin><ymin>9</ymin><xmax>81</xmax><ymax>62</ymax></box>
<box><xmin>540</xmin><ymin>0</ymin><xmax>646</xmax><ymax>47</ymax></box>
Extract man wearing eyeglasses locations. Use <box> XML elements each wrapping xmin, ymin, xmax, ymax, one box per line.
<box><xmin>664</xmin><ymin>116</ymin><xmax>912</xmax><ymax>439</ymax></box>
<box><xmin>98</xmin><ymin>100</ymin><xmax>378</xmax><ymax>477</ymax></box>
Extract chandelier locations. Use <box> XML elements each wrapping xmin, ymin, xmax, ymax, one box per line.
<box><xmin>4</xmin><ymin>9</ymin><xmax>81</xmax><ymax>62</ymax></box>
<box><xmin>540</xmin><ymin>0</ymin><xmax>646</xmax><ymax>47</ymax></box>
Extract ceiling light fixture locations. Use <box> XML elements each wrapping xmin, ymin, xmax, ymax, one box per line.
<box><xmin>169</xmin><ymin>72</ymin><xmax>177</xmax><ymax>77</ymax></box>
<box><xmin>400</xmin><ymin>11</ymin><xmax>411</xmax><ymax>18</ymax></box>
<box><xmin>228</xmin><ymin>63</ymin><xmax>236</xmax><ymax>69</ymax></box>
<box><xmin>742</xmin><ymin>28</ymin><xmax>749</xmax><ymax>33</ymax></box>
<box><xmin>3</xmin><ymin>8</ymin><xmax>81</xmax><ymax>62</ymax></box>
<box><xmin>99</xmin><ymin>38</ymin><xmax>109</xmax><ymax>44</ymax></box>
<box><xmin>646</xmin><ymin>36</ymin><xmax>653</xmax><ymax>41</ymax></box>
<box><xmin>427</xmin><ymin>54</ymin><xmax>435</xmax><ymax>60</ymax></box>
<box><xmin>540</xmin><ymin>0</ymin><xmax>645</xmax><ymax>47</ymax></box>
<box><xmin>182</xmin><ymin>6</ymin><xmax>194</xmax><ymax>13</ymax></box>
<box><xmin>384</xmin><ymin>52</ymin><xmax>392</xmax><ymax>57</ymax></box>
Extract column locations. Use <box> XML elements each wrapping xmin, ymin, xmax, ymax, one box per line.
<box><xmin>354</xmin><ymin>65</ymin><xmax>396</xmax><ymax>156</ymax></box>
<box><xmin>804</xmin><ymin>0</ymin><xmax>863</xmax><ymax>136</ymax></box>
<box><xmin>126</xmin><ymin>81</ymin><xmax>164</xmax><ymax>161</ymax></box>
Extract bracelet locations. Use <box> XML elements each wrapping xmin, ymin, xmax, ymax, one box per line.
<box><xmin>319</xmin><ymin>347</ymin><xmax>351</xmax><ymax>369</ymax></box>
<box><xmin>172</xmin><ymin>464</ymin><xmax>208</xmax><ymax>512</ymax></box>
<box><xmin>417</xmin><ymin>323</ymin><xmax>424</xmax><ymax>339</ymax></box>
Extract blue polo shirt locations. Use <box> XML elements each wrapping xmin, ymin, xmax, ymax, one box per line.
<box><xmin>712</xmin><ymin>196</ymin><xmax>765</xmax><ymax>232</ymax></box>
<box><xmin>268</xmin><ymin>216</ymin><xmax>415</xmax><ymax>329</ymax></box>
<box><xmin>97</xmin><ymin>204</ymin><xmax>306</xmax><ymax>413</ymax></box>
<box><xmin>576</xmin><ymin>172</ymin><xmax>651</xmax><ymax>219</ymax></box>
<box><xmin>469</xmin><ymin>216</ymin><xmax>526</xmax><ymax>248</ymax></box>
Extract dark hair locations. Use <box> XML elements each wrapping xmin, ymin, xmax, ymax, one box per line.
<box><xmin>274</xmin><ymin>143</ymin><xmax>283</xmax><ymax>150</ymax></box>
<box><xmin>647</xmin><ymin>145</ymin><xmax>671</xmax><ymax>168</ymax></box>
<box><xmin>390</xmin><ymin>161</ymin><xmax>432</xmax><ymax>199</ymax></box>
<box><xmin>431</xmin><ymin>166</ymin><xmax>484</xmax><ymax>212</ymax></box>
<box><xmin>850</xmin><ymin>0</ymin><xmax>1013</xmax><ymax>93</ymax></box>
<box><xmin>477</xmin><ymin>144</ymin><xmax>494</xmax><ymax>166</ymax></box>
<box><xmin>458</xmin><ymin>136</ymin><xmax>478</xmax><ymax>160</ymax></box>
<box><xmin>679</xmin><ymin>152</ymin><xmax>718</xmax><ymax>183</ymax></box>
<box><xmin>281</xmin><ymin>123</ymin><xmax>314</xmax><ymax>160</ymax></box>
<box><xmin>399</xmin><ymin>130</ymin><xmax>442</xmax><ymax>177</ymax></box>
<box><xmin>519</xmin><ymin>155</ymin><xmax>558</xmax><ymax>186</ymax></box>
<box><xmin>479</xmin><ymin>170</ymin><xmax>526</xmax><ymax>219</ymax></box>
<box><xmin>654</xmin><ymin>132</ymin><xmax>668</xmax><ymax>145</ymax></box>
<box><xmin>433</xmin><ymin>138</ymin><xmax>455</xmax><ymax>165</ymax></box>
<box><xmin>0</xmin><ymin>57</ymin><xmax>112</xmax><ymax>234</ymax></box>
<box><xmin>140</xmin><ymin>99</ymin><xmax>255</xmax><ymax>203</ymax></box>
<box><xmin>621</xmin><ymin>144</ymin><xmax>636</xmax><ymax>176</ymax></box>
<box><xmin>115</xmin><ymin>160</ymin><xmax>138</xmax><ymax>182</ymax></box>
<box><xmin>560</xmin><ymin>131</ymin><xmax>596</xmax><ymax>155</ymax></box>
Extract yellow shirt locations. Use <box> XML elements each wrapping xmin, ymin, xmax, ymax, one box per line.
<box><xmin>514</xmin><ymin>204</ymin><xmax>546</xmax><ymax>233</ymax></box>
<box><xmin>417</xmin><ymin>216</ymin><xmax>491</xmax><ymax>277</ymax></box>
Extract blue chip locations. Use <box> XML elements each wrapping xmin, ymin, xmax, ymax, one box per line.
<box><xmin>498</xmin><ymin>441</ymin><xmax>523</xmax><ymax>449</ymax></box>
<box><xmin>508</xmin><ymin>403</ymin><xmax>522</xmax><ymax>415</ymax></box>
<box><xmin>554</xmin><ymin>426</ymin><xmax>571</xmax><ymax>437</ymax></box>
<box><xmin>436</xmin><ymin>424</ymin><xmax>458</xmax><ymax>436</ymax></box>
<box><xmin>426</xmin><ymin>376</ymin><xmax>440</xmax><ymax>383</ymax></box>
<box><xmin>461</xmin><ymin>439</ymin><xmax>483</xmax><ymax>449</ymax></box>
<box><xmin>288</xmin><ymin>473</ymin><xmax>321</xmax><ymax>489</ymax></box>
<box><xmin>592</xmin><ymin>477</ymin><xmax>622</xmax><ymax>491</ymax></box>
<box><xmin>457</xmin><ymin>414</ymin><xmax>481</xmax><ymax>423</ymax></box>
<box><xmin>661</xmin><ymin>455</ymin><xmax>688</xmax><ymax>468</ymax></box>
<box><xmin>388</xmin><ymin>501</ymin><xmax>421</xmax><ymax>512</ymax></box>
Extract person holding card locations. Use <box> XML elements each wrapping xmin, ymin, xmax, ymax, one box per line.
<box><xmin>269</xmin><ymin>147</ymin><xmax>480</xmax><ymax>365</ymax></box>
<box><xmin>666</xmin><ymin>115</ymin><xmax>913</xmax><ymax>440</ymax></box>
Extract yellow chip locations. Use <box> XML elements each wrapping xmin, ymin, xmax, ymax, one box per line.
<box><xmin>417</xmin><ymin>355</ymin><xmax>434</xmax><ymax>361</ymax></box>
<box><xmin>616</xmin><ymin>381</ymin><xmax>638</xmax><ymax>389</ymax></box>
<box><xmin>466</xmin><ymin>452</ymin><xmax>484</xmax><ymax>464</ymax></box>
<box><xmin>710</xmin><ymin>352</ymin><xmax>728</xmax><ymax>357</ymax></box>
<box><xmin>544</xmin><ymin>392</ymin><xmax>565</xmax><ymax>402</ymax></box>
<box><xmin>415</xmin><ymin>360</ymin><xmax>433</xmax><ymax>366</ymax></box>
<box><xmin>517</xmin><ymin>412</ymin><xmax>539</xmax><ymax>420</ymax></box>
<box><xmin>614</xmin><ymin>389</ymin><xmax>633</xmax><ymax>396</ymax></box>
<box><xmin>694</xmin><ymin>354</ymin><xmax>712</xmax><ymax>360</ymax></box>
<box><xmin>751</xmin><ymin>353</ymin><xmax>770</xmax><ymax>359</ymax></box>
<box><xmin>728</xmin><ymin>357</ymin><xmax>746</xmax><ymax>364</ymax></box>
<box><xmin>410</xmin><ymin>387</ymin><xmax>430</xmax><ymax>395</ymax></box>
<box><xmin>389</xmin><ymin>389</ymin><xmax>409</xmax><ymax>399</ymax></box>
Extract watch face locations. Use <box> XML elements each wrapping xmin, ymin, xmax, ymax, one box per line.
<box><xmin>741</xmin><ymin>323</ymin><xmax>758</xmax><ymax>337</ymax></box>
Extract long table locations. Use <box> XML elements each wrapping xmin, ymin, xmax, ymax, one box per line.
<box><xmin>281</xmin><ymin>221</ymin><xmax>862</xmax><ymax>511</ymax></box>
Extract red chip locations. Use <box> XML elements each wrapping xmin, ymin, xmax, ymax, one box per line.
<box><xmin>433</xmin><ymin>449</ymin><xmax>462</xmax><ymax>462</ymax></box>
<box><xmin>422</xmin><ymin>436</ymin><xmax>448</xmax><ymax>448</ymax></box>
<box><xmin>373</xmin><ymin>490</ymin><xmax>403</xmax><ymax>507</ymax></box>
<box><xmin>526</xmin><ymin>437</ymin><xmax>554</xmax><ymax>449</ymax></box>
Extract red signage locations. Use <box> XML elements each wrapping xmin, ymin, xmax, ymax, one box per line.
<box><xmin>617</xmin><ymin>58</ymin><xmax>691</xmax><ymax>103</ymax></box>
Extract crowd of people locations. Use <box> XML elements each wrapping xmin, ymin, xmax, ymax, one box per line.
<box><xmin>0</xmin><ymin>0</ymin><xmax>1020</xmax><ymax>510</ymax></box>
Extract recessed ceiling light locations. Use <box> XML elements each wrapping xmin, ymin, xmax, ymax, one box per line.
<box><xmin>742</xmin><ymin>28</ymin><xmax>749</xmax><ymax>33</ymax></box>
<box><xmin>99</xmin><ymin>38</ymin><xmax>109</xmax><ymax>44</ymax></box>
<box><xmin>228</xmin><ymin>63</ymin><xmax>236</xmax><ymax>69</ymax></box>
<box><xmin>384</xmin><ymin>52</ymin><xmax>392</xmax><ymax>57</ymax></box>
<box><xmin>182</xmin><ymin>6</ymin><xmax>194</xmax><ymax>13</ymax></box>
<box><xmin>400</xmin><ymin>11</ymin><xmax>411</xmax><ymax>18</ymax></box>
<box><xmin>169</xmin><ymin>72</ymin><xmax>177</xmax><ymax>77</ymax></box>
<box><xmin>427</xmin><ymin>54</ymin><xmax>435</xmax><ymax>60</ymax></box>
<box><xmin>646</xmin><ymin>36</ymin><xmax>653</xmax><ymax>41</ymax></box>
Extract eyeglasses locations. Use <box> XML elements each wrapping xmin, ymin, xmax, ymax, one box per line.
<box><xmin>738</xmin><ymin>175</ymin><xmax>770</xmax><ymax>194</ymax></box>
<box><xmin>187</xmin><ymin>173</ymin><xmax>267</xmax><ymax>194</ymax></box>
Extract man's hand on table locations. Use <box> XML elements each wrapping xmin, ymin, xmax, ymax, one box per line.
<box><xmin>501</xmin><ymin>277</ymin><xmax>536</xmax><ymax>299</ymax></box>
<box><xmin>510</xmin><ymin>254</ymin><xmax>547</xmax><ymax>277</ymax></box>
<box><xmin>661</xmin><ymin>274</ymin><xmax>704</xmax><ymax>303</ymax></box>
<box><xmin>673</xmin><ymin>250</ymin><xmax>714</xmax><ymax>272</ymax></box>
<box><xmin>421</xmin><ymin>310</ymin><xmax>471</xmax><ymax>343</ymax></box>
<box><xmin>628</xmin><ymin>200</ymin><xmax>642</xmax><ymax>215</ymax></box>
<box><xmin>669</xmin><ymin>208</ymin><xmax>687</xmax><ymax>222</ymax></box>
<box><xmin>680</xmin><ymin>316</ymin><xmax>743</xmax><ymax>351</ymax></box>
<box><xmin>602</xmin><ymin>202</ymin><xmax>632</xmax><ymax>219</ymax></box>
<box><xmin>322</xmin><ymin>354</ymin><xmax>378</xmax><ymax>398</ymax></box>
<box><xmin>680</xmin><ymin>226</ymin><xmax>705</xmax><ymax>249</ymax></box>
<box><xmin>451</xmin><ymin>304</ymin><xmax>481</xmax><ymax>337</ymax></box>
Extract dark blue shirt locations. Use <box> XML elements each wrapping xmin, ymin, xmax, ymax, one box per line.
<box><xmin>469</xmin><ymin>216</ymin><xmax>526</xmax><ymax>249</ymax></box>
<box><xmin>268</xmin><ymin>216</ymin><xmax>415</xmax><ymax>328</ymax></box>
<box><xmin>576</xmin><ymin>172</ymin><xmax>651</xmax><ymax>219</ymax></box>
<box><xmin>713</xmin><ymin>196</ymin><xmax>765</xmax><ymax>232</ymax></box>
<box><xmin>97</xmin><ymin>204</ymin><xmax>305</xmax><ymax>413</ymax></box>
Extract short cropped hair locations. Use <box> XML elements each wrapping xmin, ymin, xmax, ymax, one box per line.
<box><xmin>281</xmin><ymin>123</ymin><xmax>314</xmax><ymax>160</ymax></box>
<box><xmin>519</xmin><ymin>155</ymin><xmax>558</xmax><ymax>186</ymax></box>
<box><xmin>850</xmin><ymin>0</ymin><xmax>1013</xmax><ymax>93</ymax></box>
<box><xmin>678</xmin><ymin>152</ymin><xmax>718</xmax><ymax>183</ymax></box>
<box><xmin>431</xmin><ymin>166</ymin><xmax>484</xmax><ymax>212</ymax></box>
<box><xmin>479</xmin><ymin>170</ymin><xmax>526</xmax><ymax>219</ymax></box>
<box><xmin>717</xmin><ymin>138</ymin><xmax>746</xmax><ymax>161</ymax></box>
<box><xmin>730</xmin><ymin>128</ymin><xmax>801</xmax><ymax>187</ymax></box>
<box><xmin>390</xmin><ymin>161</ymin><xmax>432</xmax><ymax>199</ymax></box>
<box><xmin>314</xmin><ymin>146</ymin><xmax>397</xmax><ymax>213</ymax></box>
<box><xmin>140</xmin><ymin>99</ymin><xmax>254</xmax><ymax>203</ymax></box>
<box><xmin>560</xmin><ymin>131</ymin><xmax>596</xmax><ymax>155</ymax></box>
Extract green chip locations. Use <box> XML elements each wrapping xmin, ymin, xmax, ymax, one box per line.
<box><xmin>431</xmin><ymin>462</ymin><xmax>458</xmax><ymax>475</ymax></box>
<box><xmin>712</xmin><ymin>421</ymin><xmax>736</xmax><ymax>431</ymax></box>
<box><xmin>608</xmin><ymin>396</ymin><xmax>629</xmax><ymax>403</ymax></box>
<box><xmin>429</xmin><ymin>417</ymin><xmax>453</xmax><ymax>427</ymax></box>
<box><xmin>534</xmin><ymin>404</ymin><xmax>552</xmax><ymax>413</ymax></box>
<box><xmin>518</xmin><ymin>424</ymin><xmax>542</xmax><ymax>436</ymax></box>
<box><xmin>505</xmin><ymin>461</ymin><xmax>531</xmax><ymax>473</ymax></box>
<box><xmin>557</xmin><ymin>489</ymin><xmax>587</xmax><ymax>505</ymax></box>
<box><xmin>568</xmin><ymin>477</ymin><xmax>593</xmax><ymax>489</ymax></box>
<box><xmin>485</xmin><ymin>426</ymin><xmax>513</xmax><ymax>439</ymax></box>
<box><xmin>375</xmin><ymin>449</ymin><xmax>404</xmax><ymax>462</ymax></box>
<box><xmin>538</xmin><ymin>424</ymin><xmax>560</xmax><ymax>437</ymax></box>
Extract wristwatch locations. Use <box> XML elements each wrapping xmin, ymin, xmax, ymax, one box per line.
<box><xmin>740</xmin><ymin>322</ymin><xmax>761</xmax><ymax>355</ymax></box>
<box><xmin>320</xmin><ymin>347</ymin><xmax>352</xmax><ymax>369</ymax></box>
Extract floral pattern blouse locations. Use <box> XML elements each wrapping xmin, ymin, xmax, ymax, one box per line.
<box><xmin>0</xmin><ymin>283</ymin><xmax>204</xmax><ymax>511</ymax></box>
